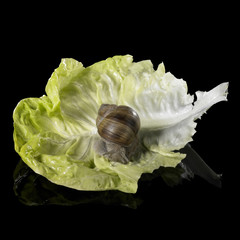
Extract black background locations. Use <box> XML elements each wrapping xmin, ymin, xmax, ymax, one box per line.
<box><xmin>3</xmin><ymin>2</ymin><xmax>237</xmax><ymax>237</ymax></box>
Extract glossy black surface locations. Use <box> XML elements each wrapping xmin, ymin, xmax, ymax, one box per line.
<box><xmin>3</xmin><ymin>7</ymin><xmax>235</xmax><ymax>235</ymax></box>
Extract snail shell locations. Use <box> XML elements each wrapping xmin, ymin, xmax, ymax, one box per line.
<box><xmin>96</xmin><ymin>104</ymin><xmax>140</xmax><ymax>147</ymax></box>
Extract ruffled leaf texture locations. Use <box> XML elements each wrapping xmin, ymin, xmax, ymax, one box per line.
<box><xmin>13</xmin><ymin>55</ymin><xmax>228</xmax><ymax>193</ymax></box>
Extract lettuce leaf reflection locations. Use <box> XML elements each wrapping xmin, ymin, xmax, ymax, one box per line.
<box><xmin>13</xmin><ymin>144</ymin><xmax>221</xmax><ymax>208</ymax></box>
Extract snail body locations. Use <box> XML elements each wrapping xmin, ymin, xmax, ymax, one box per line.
<box><xmin>95</xmin><ymin>104</ymin><xmax>141</xmax><ymax>164</ymax></box>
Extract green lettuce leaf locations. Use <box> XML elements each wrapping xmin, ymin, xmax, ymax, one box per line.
<box><xmin>13</xmin><ymin>55</ymin><xmax>228</xmax><ymax>193</ymax></box>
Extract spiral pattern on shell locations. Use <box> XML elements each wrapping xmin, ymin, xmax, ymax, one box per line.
<box><xmin>96</xmin><ymin>104</ymin><xmax>140</xmax><ymax>147</ymax></box>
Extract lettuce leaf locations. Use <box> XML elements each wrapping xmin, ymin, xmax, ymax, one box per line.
<box><xmin>13</xmin><ymin>55</ymin><xmax>228</xmax><ymax>193</ymax></box>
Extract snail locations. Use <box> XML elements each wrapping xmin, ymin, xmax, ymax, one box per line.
<box><xmin>95</xmin><ymin>104</ymin><xmax>141</xmax><ymax>164</ymax></box>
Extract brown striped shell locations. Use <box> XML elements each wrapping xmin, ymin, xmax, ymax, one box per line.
<box><xmin>96</xmin><ymin>104</ymin><xmax>140</xmax><ymax>147</ymax></box>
